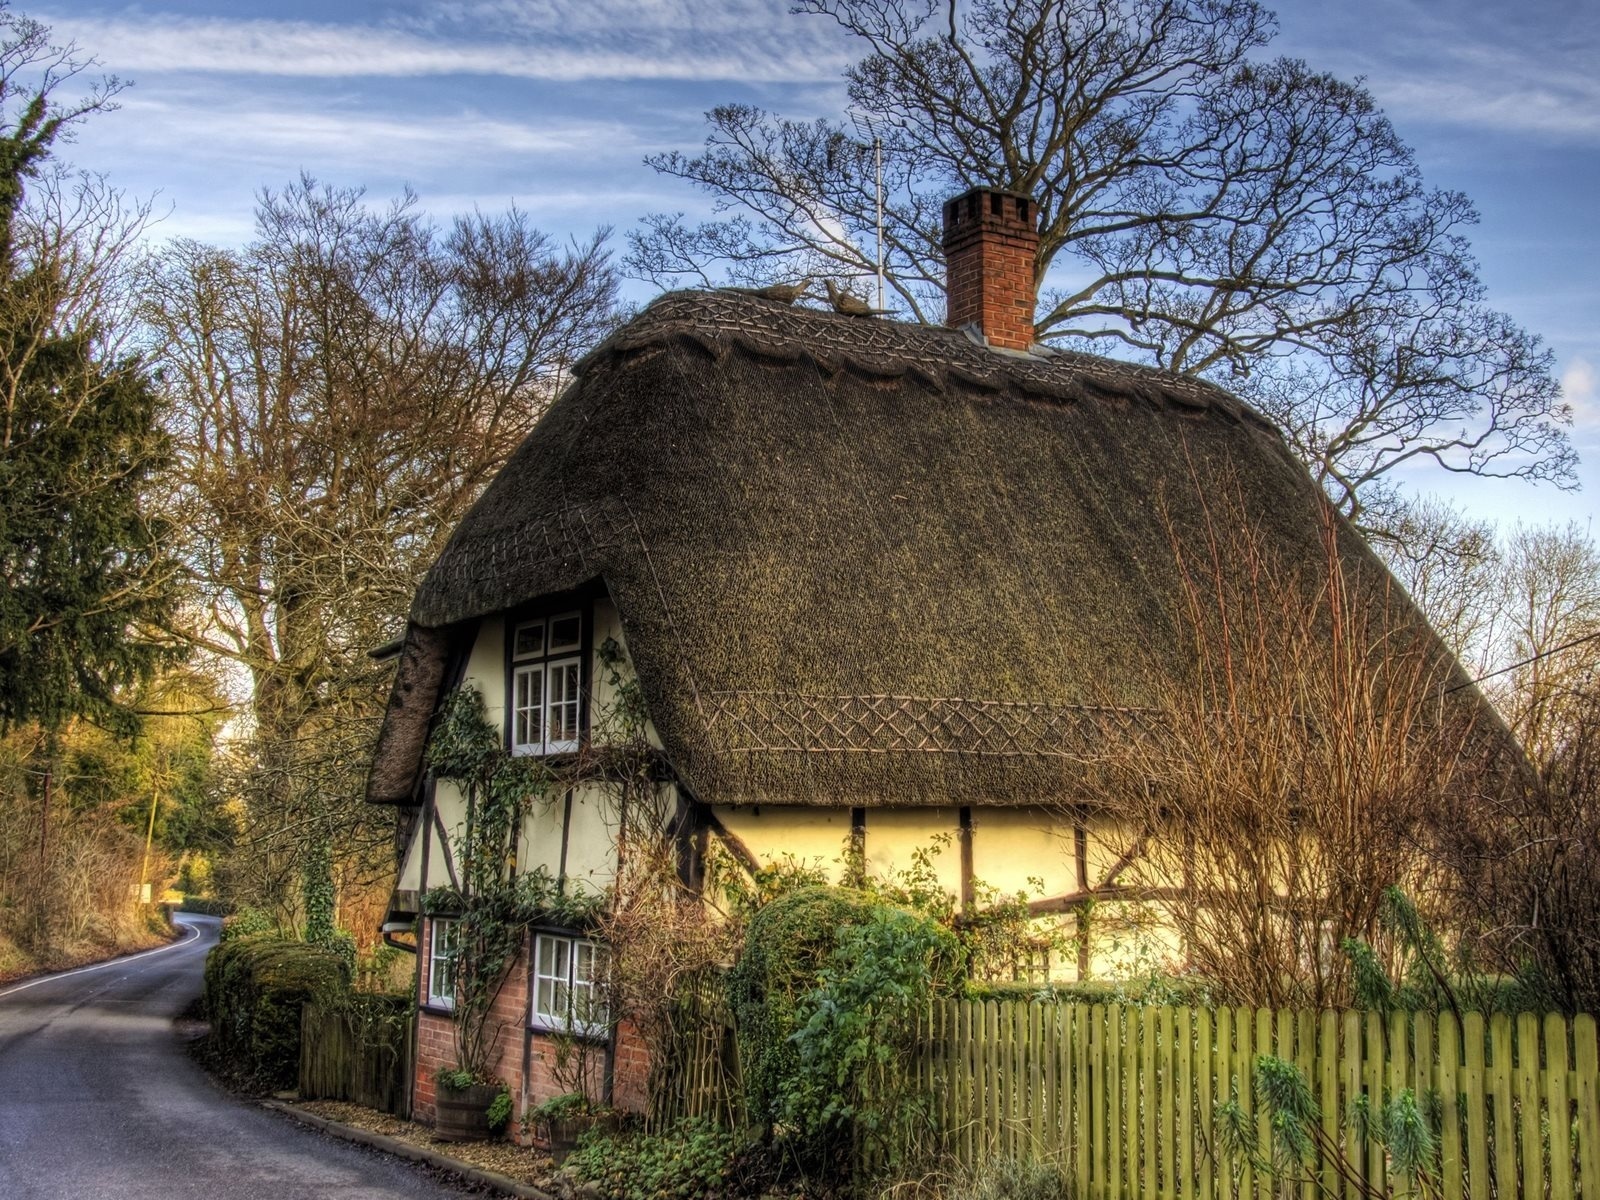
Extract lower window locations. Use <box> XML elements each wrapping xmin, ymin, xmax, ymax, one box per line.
<box><xmin>427</xmin><ymin>918</ymin><xmax>457</xmax><ymax>1010</ymax></box>
<box><xmin>531</xmin><ymin>933</ymin><xmax>609</xmax><ymax>1037</ymax></box>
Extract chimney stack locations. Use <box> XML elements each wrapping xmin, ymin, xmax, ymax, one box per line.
<box><xmin>942</xmin><ymin>187</ymin><xmax>1039</xmax><ymax>352</ymax></box>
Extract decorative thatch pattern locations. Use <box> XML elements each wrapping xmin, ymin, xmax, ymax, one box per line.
<box><xmin>366</xmin><ymin>290</ymin><xmax>1481</xmax><ymax>808</ymax></box>
<box><xmin>701</xmin><ymin>691</ymin><xmax>1158</xmax><ymax>759</ymax></box>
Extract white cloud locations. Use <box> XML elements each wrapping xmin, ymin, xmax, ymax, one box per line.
<box><xmin>1563</xmin><ymin>357</ymin><xmax>1598</xmax><ymax>424</ymax></box>
<box><xmin>43</xmin><ymin>9</ymin><xmax>853</xmax><ymax>84</ymax></box>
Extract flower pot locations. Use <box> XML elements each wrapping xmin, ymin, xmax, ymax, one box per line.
<box><xmin>434</xmin><ymin>1081</ymin><xmax>502</xmax><ymax>1142</ymax></box>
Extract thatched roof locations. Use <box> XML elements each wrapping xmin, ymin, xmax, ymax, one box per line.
<box><xmin>367</xmin><ymin>289</ymin><xmax>1490</xmax><ymax>808</ymax></box>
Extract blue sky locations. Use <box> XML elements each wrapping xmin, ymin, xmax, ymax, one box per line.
<box><xmin>34</xmin><ymin>0</ymin><xmax>1600</xmax><ymax>529</ymax></box>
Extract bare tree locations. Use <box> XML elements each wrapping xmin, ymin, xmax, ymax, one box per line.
<box><xmin>630</xmin><ymin>0</ymin><xmax>1573</xmax><ymax>517</ymax></box>
<box><xmin>1368</xmin><ymin>496</ymin><xmax>1500</xmax><ymax>677</ymax></box>
<box><xmin>142</xmin><ymin>178</ymin><xmax>620</xmax><ymax>923</ymax></box>
<box><xmin>1486</xmin><ymin>523</ymin><xmax>1600</xmax><ymax>757</ymax></box>
<box><xmin>1094</xmin><ymin>486</ymin><xmax>1492</xmax><ymax>1007</ymax></box>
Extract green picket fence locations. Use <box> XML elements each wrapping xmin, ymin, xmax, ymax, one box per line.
<box><xmin>916</xmin><ymin>1000</ymin><xmax>1600</xmax><ymax>1200</ymax></box>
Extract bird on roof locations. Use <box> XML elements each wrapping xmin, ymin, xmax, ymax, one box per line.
<box><xmin>716</xmin><ymin>278</ymin><xmax>813</xmax><ymax>305</ymax></box>
<box><xmin>824</xmin><ymin>279</ymin><xmax>891</xmax><ymax>317</ymax></box>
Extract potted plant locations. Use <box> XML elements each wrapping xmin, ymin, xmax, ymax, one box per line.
<box><xmin>526</xmin><ymin>1091</ymin><xmax>618</xmax><ymax>1163</ymax></box>
<box><xmin>433</xmin><ymin>1066</ymin><xmax>507</xmax><ymax>1142</ymax></box>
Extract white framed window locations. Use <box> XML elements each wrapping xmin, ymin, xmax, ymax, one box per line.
<box><xmin>509</xmin><ymin>610</ymin><xmax>584</xmax><ymax>756</ymax></box>
<box><xmin>531</xmin><ymin>933</ymin><xmax>609</xmax><ymax>1038</ymax></box>
<box><xmin>427</xmin><ymin>918</ymin><xmax>457</xmax><ymax>1010</ymax></box>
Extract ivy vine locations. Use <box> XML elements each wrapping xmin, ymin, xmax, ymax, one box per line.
<box><xmin>424</xmin><ymin>685</ymin><xmax>577</xmax><ymax>1083</ymax></box>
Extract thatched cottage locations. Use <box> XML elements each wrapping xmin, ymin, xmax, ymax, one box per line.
<box><xmin>366</xmin><ymin>188</ymin><xmax>1492</xmax><ymax>1127</ymax></box>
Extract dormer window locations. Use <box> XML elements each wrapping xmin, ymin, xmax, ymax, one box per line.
<box><xmin>510</xmin><ymin>610</ymin><xmax>583</xmax><ymax>755</ymax></box>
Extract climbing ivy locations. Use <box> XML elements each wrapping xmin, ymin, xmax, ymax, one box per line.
<box><xmin>425</xmin><ymin>686</ymin><xmax>571</xmax><ymax>1083</ymax></box>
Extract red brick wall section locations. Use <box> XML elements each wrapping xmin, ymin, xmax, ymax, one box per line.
<box><xmin>411</xmin><ymin>918</ymin><xmax>654</xmax><ymax>1140</ymax></box>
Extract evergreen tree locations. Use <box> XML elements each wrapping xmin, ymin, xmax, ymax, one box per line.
<box><xmin>0</xmin><ymin>5</ymin><xmax>176</xmax><ymax>731</ymax></box>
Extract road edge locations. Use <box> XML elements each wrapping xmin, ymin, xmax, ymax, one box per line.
<box><xmin>260</xmin><ymin>1099</ymin><xmax>556</xmax><ymax>1200</ymax></box>
<box><xmin>0</xmin><ymin>918</ymin><xmax>205</xmax><ymax>999</ymax></box>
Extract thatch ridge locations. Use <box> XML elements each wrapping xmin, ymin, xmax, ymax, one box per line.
<box><xmin>366</xmin><ymin>290</ymin><xmax>1487</xmax><ymax>807</ymax></box>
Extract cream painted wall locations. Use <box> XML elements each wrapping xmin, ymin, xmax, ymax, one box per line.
<box><xmin>462</xmin><ymin>617</ymin><xmax>506</xmax><ymax>724</ymax></box>
<box><xmin>968</xmin><ymin>807</ymin><xmax>1078</xmax><ymax>899</ymax></box>
<box><xmin>711</xmin><ymin>802</ymin><xmax>1188</xmax><ymax>982</ymax></box>
<box><xmin>405</xmin><ymin>602</ymin><xmax>645</xmax><ymax>902</ymax></box>
<box><xmin>517</xmin><ymin>781</ymin><xmax>622</xmax><ymax>897</ymax></box>
<box><xmin>864</xmin><ymin>808</ymin><xmax>961</xmax><ymax>896</ymax></box>
<box><xmin>402</xmin><ymin>778</ymin><xmax>470</xmax><ymax>896</ymax></box>
<box><xmin>714</xmin><ymin>805</ymin><xmax>858</xmax><ymax>882</ymax></box>
<box><xmin>589</xmin><ymin>599</ymin><xmax>663</xmax><ymax>750</ymax></box>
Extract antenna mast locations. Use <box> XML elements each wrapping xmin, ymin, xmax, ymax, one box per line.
<box><xmin>849</xmin><ymin>110</ymin><xmax>886</xmax><ymax>310</ymax></box>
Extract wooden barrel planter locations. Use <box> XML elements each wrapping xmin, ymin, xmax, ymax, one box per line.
<box><xmin>434</xmin><ymin>1081</ymin><xmax>501</xmax><ymax>1142</ymax></box>
<box><xmin>536</xmin><ymin>1111</ymin><xmax>619</xmax><ymax>1164</ymax></box>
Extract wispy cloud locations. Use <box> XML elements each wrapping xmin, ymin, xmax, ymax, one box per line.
<box><xmin>1563</xmin><ymin>357</ymin><xmax>1598</xmax><ymax>425</ymax></box>
<box><xmin>44</xmin><ymin>7</ymin><xmax>853</xmax><ymax>84</ymax></box>
<box><xmin>103</xmin><ymin>92</ymin><xmax>647</xmax><ymax>175</ymax></box>
<box><xmin>1291</xmin><ymin>0</ymin><xmax>1600</xmax><ymax>143</ymax></box>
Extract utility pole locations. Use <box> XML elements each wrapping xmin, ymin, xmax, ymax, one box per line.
<box><xmin>140</xmin><ymin>783</ymin><xmax>160</xmax><ymax>906</ymax></box>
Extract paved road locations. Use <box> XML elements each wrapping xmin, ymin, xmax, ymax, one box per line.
<box><xmin>0</xmin><ymin>914</ymin><xmax>467</xmax><ymax>1200</ymax></box>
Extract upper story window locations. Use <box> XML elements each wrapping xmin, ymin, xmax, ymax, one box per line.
<box><xmin>510</xmin><ymin>611</ymin><xmax>583</xmax><ymax>756</ymax></box>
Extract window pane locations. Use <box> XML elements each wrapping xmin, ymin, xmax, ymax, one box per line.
<box><xmin>536</xmin><ymin>934</ymin><xmax>561</xmax><ymax>976</ymax></box>
<box><xmin>535</xmin><ymin>975</ymin><xmax>558</xmax><ymax>1021</ymax></box>
<box><xmin>548</xmin><ymin>661</ymin><xmax>581</xmax><ymax>747</ymax></box>
<box><xmin>548</xmin><ymin>613</ymin><xmax>581</xmax><ymax>653</ymax></box>
<box><xmin>429</xmin><ymin>920</ymin><xmax>455</xmax><ymax>1006</ymax></box>
<box><xmin>514</xmin><ymin>666</ymin><xmax>544</xmax><ymax>751</ymax></box>
<box><xmin>513</xmin><ymin>620</ymin><xmax>545</xmax><ymax>659</ymax></box>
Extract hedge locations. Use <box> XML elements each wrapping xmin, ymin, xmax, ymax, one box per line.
<box><xmin>202</xmin><ymin>934</ymin><xmax>349</xmax><ymax>1090</ymax></box>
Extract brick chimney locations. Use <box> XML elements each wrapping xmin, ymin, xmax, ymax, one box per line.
<box><xmin>942</xmin><ymin>187</ymin><xmax>1039</xmax><ymax>351</ymax></box>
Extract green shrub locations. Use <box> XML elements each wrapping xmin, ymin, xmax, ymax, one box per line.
<box><xmin>563</xmin><ymin>1118</ymin><xmax>745</xmax><ymax>1200</ymax></box>
<box><xmin>724</xmin><ymin>884</ymin><xmax>884</xmax><ymax>1131</ymax></box>
<box><xmin>784</xmin><ymin>906</ymin><xmax>964</xmax><ymax>1168</ymax></box>
<box><xmin>967</xmin><ymin>976</ymin><xmax>1214</xmax><ymax>1006</ymax></box>
<box><xmin>177</xmin><ymin>896</ymin><xmax>231</xmax><ymax>917</ymax></box>
<box><xmin>486</xmin><ymin>1089</ymin><xmax>513</xmax><ymax>1133</ymax></box>
<box><xmin>530</xmin><ymin>1090</ymin><xmax>593</xmax><ymax>1120</ymax></box>
<box><xmin>202</xmin><ymin>934</ymin><xmax>348</xmax><ymax>1090</ymax></box>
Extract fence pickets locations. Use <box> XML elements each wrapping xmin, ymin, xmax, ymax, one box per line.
<box><xmin>908</xmin><ymin>1000</ymin><xmax>1600</xmax><ymax>1200</ymax></box>
<box><xmin>658</xmin><ymin>994</ymin><xmax>1599</xmax><ymax>1199</ymax></box>
<box><xmin>299</xmin><ymin>1000</ymin><xmax>414</xmax><ymax>1120</ymax></box>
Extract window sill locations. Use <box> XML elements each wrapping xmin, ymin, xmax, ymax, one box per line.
<box><xmin>419</xmin><ymin>1002</ymin><xmax>457</xmax><ymax>1018</ymax></box>
<box><xmin>510</xmin><ymin>744</ymin><xmax>582</xmax><ymax>760</ymax></box>
<box><xmin>528</xmin><ymin>1020</ymin><xmax>610</xmax><ymax>1044</ymax></box>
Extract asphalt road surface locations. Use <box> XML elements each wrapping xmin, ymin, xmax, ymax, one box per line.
<box><xmin>0</xmin><ymin>914</ymin><xmax>468</xmax><ymax>1200</ymax></box>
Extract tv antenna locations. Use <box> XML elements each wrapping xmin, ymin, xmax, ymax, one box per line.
<box><xmin>848</xmin><ymin>109</ymin><xmax>886</xmax><ymax>311</ymax></box>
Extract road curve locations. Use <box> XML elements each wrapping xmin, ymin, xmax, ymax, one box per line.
<box><xmin>0</xmin><ymin>914</ymin><xmax>467</xmax><ymax>1200</ymax></box>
